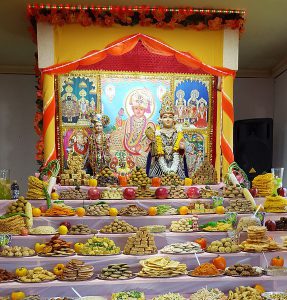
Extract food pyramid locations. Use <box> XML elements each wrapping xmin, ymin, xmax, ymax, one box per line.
<box><xmin>128</xmin><ymin>167</ymin><xmax>151</xmax><ymax>187</ymax></box>
<box><xmin>192</xmin><ymin>157</ymin><xmax>217</xmax><ymax>185</ymax></box>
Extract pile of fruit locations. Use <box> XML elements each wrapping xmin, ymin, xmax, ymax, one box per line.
<box><xmin>100</xmin><ymin>188</ymin><xmax>123</xmax><ymax>200</ymax></box>
<box><xmin>85</xmin><ymin>202</ymin><xmax>110</xmax><ymax>216</ymax></box>
<box><xmin>97</xmin><ymin>167</ymin><xmax>119</xmax><ymax>187</ymax></box>
<box><xmin>99</xmin><ymin>264</ymin><xmax>134</xmax><ymax>280</ymax></box>
<box><xmin>128</xmin><ymin>167</ymin><xmax>151</xmax><ymax>187</ymax></box>
<box><xmin>100</xmin><ymin>219</ymin><xmax>137</xmax><ymax>233</ymax></box>
<box><xmin>161</xmin><ymin>173</ymin><xmax>183</xmax><ymax>186</ymax></box>
<box><xmin>17</xmin><ymin>267</ymin><xmax>56</xmax><ymax>283</ymax></box>
<box><xmin>206</xmin><ymin>237</ymin><xmax>241</xmax><ymax>253</ymax></box>
<box><xmin>5</xmin><ymin>196</ymin><xmax>28</xmax><ymax>214</ymax></box>
<box><xmin>79</xmin><ymin>236</ymin><xmax>121</xmax><ymax>255</ymax></box>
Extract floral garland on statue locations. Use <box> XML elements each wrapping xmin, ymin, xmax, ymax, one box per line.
<box><xmin>27</xmin><ymin>5</ymin><xmax>245</xmax><ymax>39</ymax></box>
<box><xmin>155</xmin><ymin>125</ymin><xmax>183</xmax><ymax>174</ymax></box>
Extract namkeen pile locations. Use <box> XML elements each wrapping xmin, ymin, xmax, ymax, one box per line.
<box><xmin>192</xmin><ymin>158</ymin><xmax>217</xmax><ymax>185</ymax></box>
<box><xmin>138</xmin><ymin>256</ymin><xmax>187</xmax><ymax>277</ymax></box>
<box><xmin>190</xmin><ymin>263</ymin><xmax>220</xmax><ymax>276</ymax></box>
<box><xmin>190</xmin><ymin>288</ymin><xmax>227</xmax><ymax>300</ymax></box>
<box><xmin>99</xmin><ymin>264</ymin><xmax>134</xmax><ymax>280</ymax></box>
<box><xmin>45</xmin><ymin>203</ymin><xmax>75</xmax><ymax>216</ymax></box>
<box><xmin>200</xmin><ymin>186</ymin><xmax>219</xmax><ymax>198</ymax></box>
<box><xmin>252</xmin><ymin>173</ymin><xmax>274</xmax><ymax>197</ymax></box>
<box><xmin>240</xmin><ymin>226</ymin><xmax>280</xmax><ymax>252</ymax></box>
<box><xmin>264</xmin><ymin>195</ymin><xmax>287</xmax><ymax>212</ymax></box>
<box><xmin>85</xmin><ymin>202</ymin><xmax>110</xmax><ymax>216</ymax></box>
<box><xmin>100</xmin><ymin>188</ymin><xmax>123</xmax><ymax>200</ymax></box>
<box><xmin>124</xmin><ymin>227</ymin><xmax>157</xmax><ymax>255</ymax></box>
<box><xmin>29</xmin><ymin>226</ymin><xmax>57</xmax><ymax>235</ymax></box>
<box><xmin>152</xmin><ymin>293</ymin><xmax>186</xmax><ymax>300</ymax></box>
<box><xmin>226</xmin><ymin>198</ymin><xmax>254</xmax><ymax>213</ymax></box>
<box><xmin>79</xmin><ymin>236</ymin><xmax>120</xmax><ymax>255</ymax></box>
<box><xmin>59</xmin><ymin>189</ymin><xmax>88</xmax><ymax>200</ymax></box>
<box><xmin>161</xmin><ymin>242</ymin><xmax>202</xmax><ymax>254</ymax></box>
<box><xmin>0</xmin><ymin>214</ymin><xmax>26</xmax><ymax>235</ymax></box>
<box><xmin>112</xmin><ymin>291</ymin><xmax>145</xmax><ymax>300</ymax></box>
<box><xmin>128</xmin><ymin>167</ymin><xmax>151</xmax><ymax>187</ymax></box>
<box><xmin>168</xmin><ymin>186</ymin><xmax>187</xmax><ymax>199</ymax></box>
<box><xmin>237</xmin><ymin>216</ymin><xmax>261</xmax><ymax>232</ymax></box>
<box><xmin>100</xmin><ymin>218</ymin><xmax>137</xmax><ymax>233</ymax></box>
<box><xmin>17</xmin><ymin>267</ymin><xmax>56</xmax><ymax>283</ymax></box>
<box><xmin>26</xmin><ymin>176</ymin><xmax>48</xmax><ymax>199</ymax></box>
<box><xmin>0</xmin><ymin>246</ymin><xmax>35</xmax><ymax>257</ymax></box>
<box><xmin>207</xmin><ymin>237</ymin><xmax>241</xmax><ymax>253</ymax></box>
<box><xmin>228</xmin><ymin>286</ymin><xmax>262</xmax><ymax>300</ymax></box>
<box><xmin>223</xmin><ymin>184</ymin><xmax>244</xmax><ymax>198</ymax></box>
<box><xmin>59</xmin><ymin>259</ymin><xmax>94</xmax><ymax>281</ymax></box>
<box><xmin>68</xmin><ymin>224</ymin><xmax>95</xmax><ymax>235</ymax></box>
<box><xmin>161</xmin><ymin>173</ymin><xmax>183</xmax><ymax>186</ymax></box>
<box><xmin>119</xmin><ymin>205</ymin><xmax>147</xmax><ymax>216</ymax></box>
<box><xmin>136</xmin><ymin>187</ymin><xmax>155</xmax><ymax>199</ymax></box>
<box><xmin>170</xmin><ymin>218</ymin><xmax>197</xmax><ymax>232</ymax></box>
<box><xmin>38</xmin><ymin>234</ymin><xmax>74</xmax><ymax>256</ymax></box>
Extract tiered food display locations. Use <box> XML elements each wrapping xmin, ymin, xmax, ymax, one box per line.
<box><xmin>100</xmin><ymin>218</ymin><xmax>137</xmax><ymax>233</ymax></box>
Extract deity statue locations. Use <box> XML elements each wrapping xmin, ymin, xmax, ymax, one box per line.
<box><xmin>145</xmin><ymin>93</ymin><xmax>187</xmax><ymax>178</ymax></box>
<box><xmin>62</xmin><ymin>85</ymin><xmax>79</xmax><ymax>123</ymax></box>
<box><xmin>175</xmin><ymin>89</ymin><xmax>186</xmax><ymax>123</ymax></box>
<box><xmin>88</xmin><ymin>114</ymin><xmax>111</xmax><ymax>175</ymax></box>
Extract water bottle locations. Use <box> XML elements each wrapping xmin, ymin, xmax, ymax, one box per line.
<box><xmin>11</xmin><ymin>180</ymin><xmax>20</xmax><ymax>199</ymax></box>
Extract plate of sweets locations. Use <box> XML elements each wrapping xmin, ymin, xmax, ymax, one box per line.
<box><xmin>0</xmin><ymin>268</ymin><xmax>16</xmax><ymax>283</ymax></box>
<box><xmin>0</xmin><ymin>246</ymin><xmax>36</xmax><ymax>257</ymax></box>
<box><xmin>58</xmin><ymin>259</ymin><xmax>94</xmax><ymax>281</ymax></box>
<box><xmin>225</xmin><ymin>264</ymin><xmax>263</xmax><ymax>277</ymax></box>
<box><xmin>188</xmin><ymin>263</ymin><xmax>224</xmax><ymax>278</ymax></box>
<box><xmin>17</xmin><ymin>267</ymin><xmax>56</xmax><ymax>283</ymax></box>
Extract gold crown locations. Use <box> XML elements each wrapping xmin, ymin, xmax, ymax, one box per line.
<box><xmin>160</xmin><ymin>92</ymin><xmax>175</xmax><ymax>116</ymax></box>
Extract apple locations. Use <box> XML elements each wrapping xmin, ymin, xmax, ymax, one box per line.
<box><xmin>60</xmin><ymin>221</ymin><xmax>71</xmax><ymax>230</ymax></box>
<box><xmin>277</xmin><ymin>187</ymin><xmax>287</xmax><ymax>197</ymax></box>
<box><xmin>265</xmin><ymin>219</ymin><xmax>277</xmax><ymax>231</ymax></box>
<box><xmin>187</xmin><ymin>187</ymin><xmax>200</xmax><ymax>199</ymax></box>
<box><xmin>249</xmin><ymin>188</ymin><xmax>258</xmax><ymax>197</ymax></box>
<box><xmin>155</xmin><ymin>187</ymin><xmax>169</xmax><ymax>199</ymax></box>
<box><xmin>123</xmin><ymin>188</ymin><xmax>136</xmax><ymax>200</ymax></box>
<box><xmin>39</xmin><ymin>205</ymin><xmax>47</xmax><ymax>213</ymax></box>
<box><xmin>88</xmin><ymin>188</ymin><xmax>100</xmax><ymax>200</ymax></box>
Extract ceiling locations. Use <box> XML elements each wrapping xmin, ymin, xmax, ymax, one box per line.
<box><xmin>1</xmin><ymin>0</ymin><xmax>287</xmax><ymax>76</ymax></box>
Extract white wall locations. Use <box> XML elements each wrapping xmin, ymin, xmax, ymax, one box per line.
<box><xmin>273</xmin><ymin>70</ymin><xmax>287</xmax><ymax>186</ymax></box>
<box><xmin>0</xmin><ymin>74</ymin><xmax>38</xmax><ymax>193</ymax></box>
<box><xmin>234</xmin><ymin>77</ymin><xmax>274</xmax><ymax>121</ymax></box>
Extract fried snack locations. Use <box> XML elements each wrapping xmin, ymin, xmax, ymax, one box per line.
<box><xmin>0</xmin><ymin>214</ymin><xmax>26</xmax><ymax>234</ymax></box>
<box><xmin>207</xmin><ymin>237</ymin><xmax>240</xmax><ymax>253</ymax></box>
<box><xmin>225</xmin><ymin>263</ymin><xmax>261</xmax><ymax>277</ymax></box>
<box><xmin>170</xmin><ymin>217</ymin><xmax>199</xmax><ymax>232</ymax></box>
<box><xmin>119</xmin><ymin>205</ymin><xmax>147</xmax><ymax>216</ymax></box>
<box><xmin>152</xmin><ymin>293</ymin><xmax>186</xmax><ymax>300</ymax></box>
<box><xmin>190</xmin><ymin>288</ymin><xmax>227</xmax><ymax>300</ymax></box>
<box><xmin>123</xmin><ymin>227</ymin><xmax>157</xmax><ymax>255</ymax></box>
<box><xmin>59</xmin><ymin>259</ymin><xmax>94</xmax><ymax>281</ymax></box>
<box><xmin>228</xmin><ymin>286</ymin><xmax>262</xmax><ymax>300</ymax></box>
<box><xmin>136</xmin><ymin>187</ymin><xmax>155</xmax><ymax>199</ymax></box>
<box><xmin>79</xmin><ymin>236</ymin><xmax>120</xmax><ymax>255</ymax></box>
<box><xmin>161</xmin><ymin>173</ymin><xmax>183</xmax><ymax>186</ymax></box>
<box><xmin>45</xmin><ymin>204</ymin><xmax>75</xmax><ymax>216</ymax></box>
<box><xmin>252</xmin><ymin>173</ymin><xmax>274</xmax><ymax>197</ymax></box>
<box><xmin>161</xmin><ymin>242</ymin><xmax>202</xmax><ymax>254</ymax></box>
<box><xmin>0</xmin><ymin>268</ymin><xmax>16</xmax><ymax>282</ymax></box>
<box><xmin>200</xmin><ymin>186</ymin><xmax>219</xmax><ymax>198</ymax></box>
<box><xmin>99</xmin><ymin>264</ymin><xmax>134</xmax><ymax>280</ymax></box>
<box><xmin>26</xmin><ymin>176</ymin><xmax>48</xmax><ymax>199</ymax></box>
<box><xmin>226</xmin><ymin>198</ymin><xmax>254</xmax><ymax>213</ymax></box>
<box><xmin>223</xmin><ymin>184</ymin><xmax>244</xmax><ymax>198</ymax></box>
<box><xmin>38</xmin><ymin>234</ymin><xmax>75</xmax><ymax>256</ymax></box>
<box><xmin>168</xmin><ymin>186</ymin><xmax>187</xmax><ymax>199</ymax></box>
<box><xmin>128</xmin><ymin>167</ymin><xmax>151</xmax><ymax>187</ymax></box>
<box><xmin>59</xmin><ymin>189</ymin><xmax>88</xmax><ymax>200</ymax></box>
<box><xmin>190</xmin><ymin>263</ymin><xmax>220</xmax><ymax>276</ymax></box>
<box><xmin>29</xmin><ymin>226</ymin><xmax>57</xmax><ymax>235</ymax></box>
<box><xmin>85</xmin><ymin>202</ymin><xmax>110</xmax><ymax>216</ymax></box>
<box><xmin>264</xmin><ymin>195</ymin><xmax>287</xmax><ymax>212</ymax></box>
<box><xmin>18</xmin><ymin>267</ymin><xmax>56</xmax><ymax>283</ymax></box>
<box><xmin>100</xmin><ymin>218</ymin><xmax>137</xmax><ymax>233</ymax></box>
<box><xmin>0</xmin><ymin>246</ymin><xmax>35</xmax><ymax>257</ymax></box>
<box><xmin>138</xmin><ymin>256</ymin><xmax>187</xmax><ymax>277</ymax></box>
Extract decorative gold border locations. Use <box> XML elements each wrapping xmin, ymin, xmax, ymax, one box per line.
<box><xmin>55</xmin><ymin>70</ymin><xmax>215</xmax><ymax>172</ymax></box>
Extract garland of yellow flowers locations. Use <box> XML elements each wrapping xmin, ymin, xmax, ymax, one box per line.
<box><xmin>155</xmin><ymin>125</ymin><xmax>183</xmax><ymax>155</ymax></box>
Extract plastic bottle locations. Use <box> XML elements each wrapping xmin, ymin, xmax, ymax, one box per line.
<box><xmin>11</xmin><ymin>180</ymin><xmax>20</xmax><ymax>199</ymax></box>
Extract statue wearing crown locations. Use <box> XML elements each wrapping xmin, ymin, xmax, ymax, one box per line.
<box><xmin>88</xmin><ymin>114</ymin><xmax>111</xmax><ymax>175</ymax></box>
<box><xmin>145</xmin><ymin>93</ymin><xmax>187</xmax><ymax>178</ymax></box>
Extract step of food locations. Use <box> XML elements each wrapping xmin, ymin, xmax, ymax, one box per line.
<box><xmin>152</xmin><ymin>293</ymin><xmax>186</xmax><ymax>300</ymax></box>
<box><xmin>226</xmin><ymin>198</ymin><xmax>254</xmax><ymax>213</ymax></box>
<box><xmin>128</xmin><ymin>167</ymin><xmax>151</xmax><ymax>187</ymax></box>
<box><xmin>206</xmin><ymin>237</ymin><xmax>241</xmax><ymax>253</ymax></box>
<box><xmin>240</xmin><ymin>226</ymin><xmax>280</xmax><ymax>252</ymax></box>
<box><xmin>0</xmin><ymin>268</ymin><xmax>16</xmax><ymax>282</ymax></box>
<box><xmin>5</xmin><ymin>196</ymin><xmax>28</xmax><ymax>214</ymax></box>
<box><xmin>59</xmin><ymin>259</ymin><xmax>94</xmax><ymax>281</ymax></box>
<box><xmin>135</xmin><ymin>187</ymin><xmax>155</xmax><ymax>199</ymax></box>
<box><xmin>68</xmin><ymin>224</ymin><xmax>95</xmax><ymax>235</ymax></box>
<box><xmin>118</xmin><ymin>205</ymin><xmax>147</xmax><ymax>216</ymax></box>
<box><xmin>124</xmin><ymin>227</ymin><xmax>157</xmax><ymax>255</ymax></box>
<box><xmin>100</xmin><ymin>218</ymin><xmax>137</xmax><ymax>233</ymax></box>
<box><xmin>225</xmin><ymin>264</ymin><xmax>261</xmax><ymax>276</ymax></box>
<box><xmin>264</xmin><ymin>195</ymin><xmax>287</xmax><ymax>212</ymax></box>
<box><xmin>17</xmin><ymin>267</ymin><xmax>56</xmax><ymax>283</ymax></box>
<box><xmin>189</xmin><ymin>263</ymin><xmax>222</xmax><ymax>277</ymax></box>
<box><xmin>97</xmin><ymin>167</ymin><xmax>119</xmax><ymax>187</ymax></box>
<box><xmin>138</xmin><ymin>256</ymin><xmax>187</xmax><ymax>277</ymax></box>
<box><xmin>59</xmin><ymin>189</ymin><xmax>88</xmax><ymax>200</ymax></box>
<box><xmin>170</xmin><ymin>217</ymin><xmax>198</xmax><ymax>232</ymax></box>
<box><xmin>29</xmin><ymin>226</ymin><xmax>57</xmax><ymax>235</ymax></box>
<box><xmin>0</xmin><ymin>246</ymin><xmax>35</xmax><ymax>257</ymax></box>
<box><xmin>100</xmin><ymin>188</ymin><xmax>123</xmax><ymax>200</ymax></box>
<box><xmin>252</xmin><ymin>173</ymin><xmax>274</xmax><ymax>197</ymax></box>
<box><xmin>85</xmin><ymin>202</ymin><xmax>110</xmax><ymax>216</ymax></box>
<box><xmin>161</xmin><ymin>173</ymin><xmax>183</xmax><ymax>186</ymax></box>
<box><xmin>37</xmin><ymin>234</ymin><xmax>75</xmax><ymax>256</ymax></box>
<box><xmin>79</xmin><ymin>236</ymin><xmax>121</xmax><ymax>255</ymax></box>
<box><xmin>168</xmin><ymin>186</ymin><xmax>187</xmax><ymax>199</ymax></box>
<box><xmin>228</xmin><ymin>286</ymin><xmax>262</xmax><ymax>300</ymax></box>
<box><xmin>160</xmin><ymin>242</ymin><xmax>202</xmax><ymax>254</ymax></box>
<box><xmin>190</xmin><ymin>288</ymin><xmax>227</xmax><ymax>300</ymax></box>
<box><xmin>99</xmin><ymin>264</ymin><xmax>134</xmax><ymax>280</ymax></box>
<box><xmin>112</xmin><ymin>291</ymin><xmax>145</xmax><ymax>300</ymax></box>
<box><xmin>223</xmin><ymin>184</ymin><xmax>244</xmax><ymax>198</ymax></box>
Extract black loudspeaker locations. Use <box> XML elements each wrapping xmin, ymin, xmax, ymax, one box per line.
<box><xmin>234</xmin><ymin>118</ymin><xmax>273</xmax><ymax>181</ymax></box>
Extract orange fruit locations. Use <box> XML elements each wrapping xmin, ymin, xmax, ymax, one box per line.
<box><xmin>76</xmin><ymin>207</ymin><xmax>86</xmax><ymax>217</ymax></box>
<box><xmin>32</xmin><ymin>207</ymin><xmax>42</xmax><ymax>217</ymax></box>
<box><xmin>109</xmin><ymin>208</ymin><xmax>118</xmax><ymax>216</ymax></box>
<box><xmin>254</xmin><ymin>284</ymin><xmax>265</xmax><ymax>294</ymax></box>
<box><xmin>148</xmin><ymin>207</ymin><xmax>157</xmax><ymax>216</ymax></box>
<box><xmin>179</xmin><ymin>206</ymin><xmax>189</xmax><ymax>215</ymax></box>
<box><xmin>215</xmin><ymin>206</ymin><xmax>225</xmax><ymax>214</ymax></box>
<box><xmin>51</xmin><ymin>192</ymin><xmax>59</xmax><ymax>200</ymax></box>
